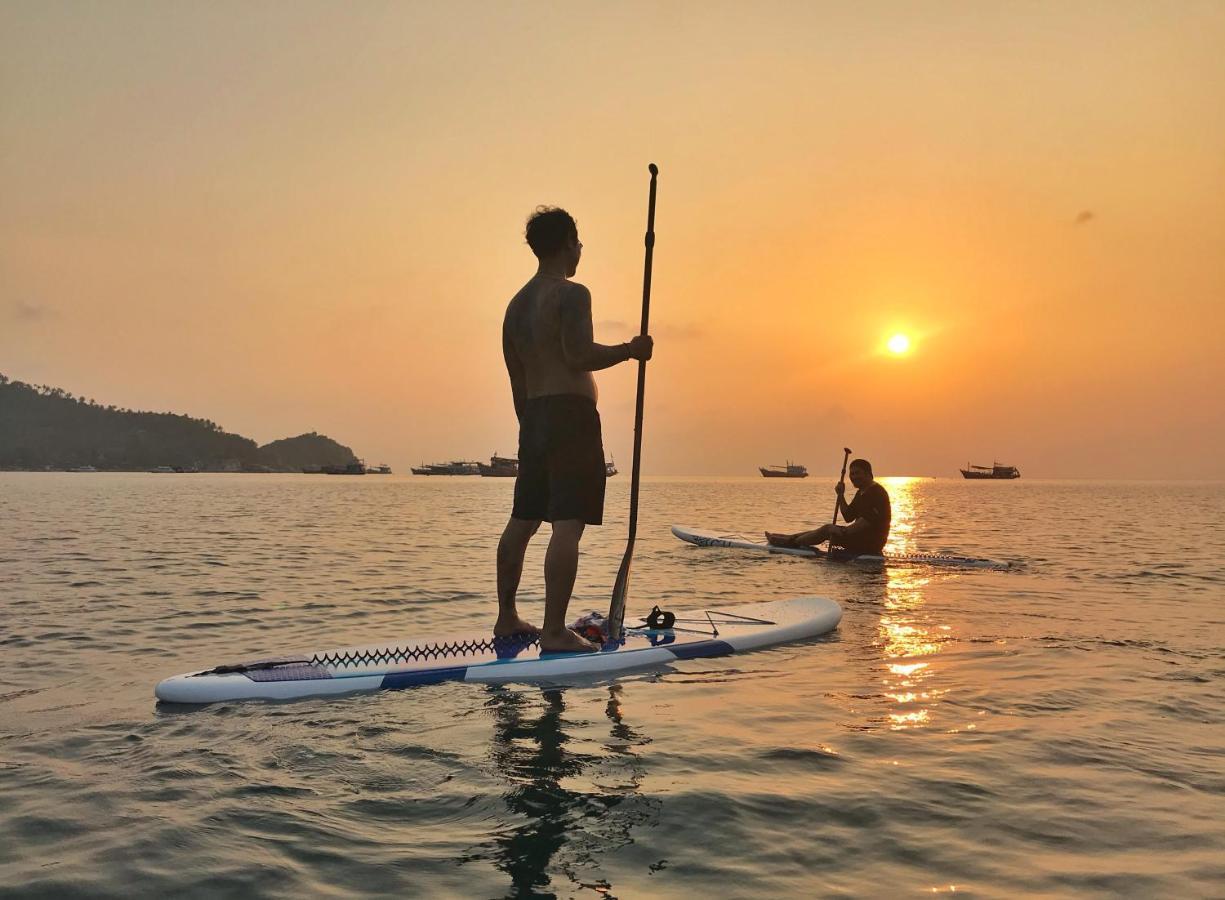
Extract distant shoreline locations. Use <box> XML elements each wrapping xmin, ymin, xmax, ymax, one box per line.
<box><xmin>1</xmin><ymin>470</ymin><xmax>1214</xmax><ymax>482</ymax></box>
<box><xmin>1</xmin><ymin>375</ymin><xmax>362</xmax><ymax>474</ymax></box>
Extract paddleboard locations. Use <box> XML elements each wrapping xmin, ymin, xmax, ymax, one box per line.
<box><xmin>672</xmin><ymin>524</ymin><xmax>1010</xmax><ymax>570</ymax></box>
<box><xmin>155</xmin><ymin>596</ymin><xmax>842</xmax><ymax>704</ymax></box>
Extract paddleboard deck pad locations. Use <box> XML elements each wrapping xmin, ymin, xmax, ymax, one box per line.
<box><xmin>155</xmin><ymin>596</ymin><xmax>841</xmax><ymax>704</ymax></box>
<box><xmin>672</xmin><ymin>524</ymin><xmax>1010</xmax><ymax>570</ymax></box>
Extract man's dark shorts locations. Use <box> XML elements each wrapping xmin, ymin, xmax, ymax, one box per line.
<box><xmin>831</xmin><ymin>534</ymin><xmax>887</xmax><ymax>556</ymax></box>
<box><xmin>512</xmin><ymin>394</ymin><xmax>606</xmax><ymax>525</ymax></box>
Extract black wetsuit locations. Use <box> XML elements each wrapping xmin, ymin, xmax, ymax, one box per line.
<box><xmin>836</xmin><ymin>481</ymin><xmax>891</xmax><ymax>555</ymax></box>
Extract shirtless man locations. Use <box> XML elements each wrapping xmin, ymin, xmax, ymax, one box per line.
<box><xmin>765</xmin><ymin>458</ymin><xmax>891</xmax><ymax>555</ymax></box>
<box><xmin>496</xmin><ymin>207</ymin><xmax>653</xmax><ymax>653</ymax></box>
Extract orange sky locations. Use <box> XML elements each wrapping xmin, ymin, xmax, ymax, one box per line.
<box><xmin>3</xmin><ymin>1</ymin><xmax>1222</xmax><ymax>477</ymax></box>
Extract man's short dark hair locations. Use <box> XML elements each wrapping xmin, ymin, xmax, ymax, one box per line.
<box><xmin>525</xmin><ymin>207</ymin><xmax>578</xmax><ymax>259</ymax></box>
<box><xmin>850</xmin><ymin>458</ymin><xmax>873</xmax><ymax>476</ymax></box>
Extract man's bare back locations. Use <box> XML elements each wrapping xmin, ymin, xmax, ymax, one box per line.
<box><xmin>502</xmin><ymin>275</ymin><xmax>599</xmax><ymax>406</ymax></box>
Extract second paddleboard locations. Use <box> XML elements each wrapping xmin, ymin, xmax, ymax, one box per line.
<box><xmin>672</xmin><ymin>524</ymin><xmax>1010</xmax><ymax>570</ymax></box>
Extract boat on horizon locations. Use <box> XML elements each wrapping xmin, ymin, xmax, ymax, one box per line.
<box><xmin>478</xmin><ymin>454</ymin><xmax>518</xmax><ymax>477</ymax></box>
<box><xmin>414</xmin><ymin>455</ymin><xmax>618</xmax><ymax>477</ymax></box>
<box><xmin>759</xmin><ymin>461</ymin><xmax>808</xmax><ymax>478</ymax></box>
<box><xmin>960</xmin><ymin>461</ymin><xmax>1020</xmax><ymax>479</ymax></box>
<box><xmin>466</xmin><ymin>454</ymin><xmax>618</xmax><ymax>478</ymax></box>
<box><xmin>411</xmin><ymin>460</ymin><xmax>481</xmax><ymax>476</ymax></box>
<box><xmin>322</xmin><ymin>461</ymin><xmax>367</xmax><ymax>475</ymax></box>
<box><xmin>368</xmin><ymin>463</ymin><xmax>393</xmax><ymax>474</ymax></box>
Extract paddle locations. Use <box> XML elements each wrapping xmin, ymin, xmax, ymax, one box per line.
<box><xmin>829</xmin><ymin>447</ymin><xmax>852</xmax><ymax>537</ymax></box>
<box><xmin>607</xmin><ymin>163</ymin><xmax>659</xmax><ymax>641</ymax></box>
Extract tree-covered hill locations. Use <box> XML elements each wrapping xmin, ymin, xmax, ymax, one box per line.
<box><xmin>259</xmin><ymin>433</ymin><xmax>359</xmax><ymax>471</ymax></box>
<box><xmin>0</xmin><ymin>374</ymin><xmax>359</xmax><ymax>472</ymax></box>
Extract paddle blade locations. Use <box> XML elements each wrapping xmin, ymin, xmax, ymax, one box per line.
<box><xmin>608</xmin><ymin>543</ymin><xmax>634</xmax><ymax>639</ymax></box>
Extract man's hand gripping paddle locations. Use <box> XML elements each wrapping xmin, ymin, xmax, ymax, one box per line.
<box><xmin>829</xmin><ymin>447</ymin><xmax>852</xmax><ymax>540</ymax></box>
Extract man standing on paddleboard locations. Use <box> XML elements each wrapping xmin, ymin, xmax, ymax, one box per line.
<box><xmin>766</xmin><ymin>458</ymin><xmax>891</xmax><ymax>555</ymax></box>
<box><xmin>496</xmin><ymin>207</ymin><xmax>654</xmax><ymax>653</ymax></box>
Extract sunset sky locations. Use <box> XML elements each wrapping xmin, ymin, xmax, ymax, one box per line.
<box><xmin>3</xmin><ymin>1</ymin><xmax>1222</xmax><ymax>478</ymax></box>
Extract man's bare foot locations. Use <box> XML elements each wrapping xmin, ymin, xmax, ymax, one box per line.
<box><xmin>765</xmin><ymin>532</ymin><xmax>795</xmax><ymax>547</ymax></box>
<box><xmin>494</xmin><ymin>614</ymin><xmax>540</xmax><ymax>637</ymax></box>
<box><xmin>539</xmin><ymin>627</ymin><xmax>600</xmax><ymax>654</ymax></box>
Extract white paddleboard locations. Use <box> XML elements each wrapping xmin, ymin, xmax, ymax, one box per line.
<box><xmin>155</xmin><ymin>596</ymin><xmax>842</xmax><ymax>704</ymax></box>
<box><xmin>672</xmin><ymin>524</ymin><xmax>1010</xmax><ymax>570</ymax></box>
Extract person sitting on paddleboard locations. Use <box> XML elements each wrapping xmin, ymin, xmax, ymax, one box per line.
<box><xmin>765</xmin><ymin>458</ymin><xmax>891</xmax><ymax>555</ymax></box>
<box><xmin>496</xmin><ymin>206</ymin><xmax>654</xmax><ymax>653</ymax></box>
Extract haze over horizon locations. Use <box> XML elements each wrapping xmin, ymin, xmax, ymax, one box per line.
<box><xmin>3</xmin><ymin>2</ymin><xmax>1223</xmax><ymax>479</ymax></box>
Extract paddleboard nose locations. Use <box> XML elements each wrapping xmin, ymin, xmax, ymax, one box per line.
<box><xmin>154</xmin><ymin>674</ymin><xmax>192</xmax><ymax>703</ymax></box>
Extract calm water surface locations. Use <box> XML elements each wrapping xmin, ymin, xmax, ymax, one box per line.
<box><xmin>1</xmin><ymin>474</ymin><xmax>1223</xmax><ymax>898</ymax></box>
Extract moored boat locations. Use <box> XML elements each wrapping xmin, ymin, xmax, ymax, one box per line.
<box><xmin>411</xmin><ymin>460</ymin><xmax>481</xmax><ymax>476</ymax></box>
<box><xmin>960</xmin><ymin>461</ymin><xmax>1020</xmax><ymax>480</ymax></box>
<box><xmin>759</xmin><ymin>461</ymin><xmax>808</xmax><ymax>478</ymax></box>
<box><xmin>478</xmin><ymin>454</ymin><xmax>518</xmax><ymax>477</ymax></box>
<box><xmin>473</xmin><ymin>455</ymin><xmax>616</xmax><ymax>477</ymax></box>
<box><xmin>322</xmin><ymin>461</ymin><xmax>367</xmax><ymax>475</ymax></box>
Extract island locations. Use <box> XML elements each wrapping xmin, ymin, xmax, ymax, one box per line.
<box><xmin>0</xmin><ymin>373</ymin><xmax>360</xmax><ymax>473</ymax></box>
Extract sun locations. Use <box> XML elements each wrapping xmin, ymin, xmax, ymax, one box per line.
<box><xmin>886</xmin><ymin>333</ymin><xmax>911</xmax><ymax>355</ymax></box>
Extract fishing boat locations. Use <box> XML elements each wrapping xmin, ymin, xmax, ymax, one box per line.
<box><xmin>322</xmin><ymin>461</ymin><xmax>367</xmax><ymax>475</ymax></box>
<box><xmin>411</xmin><ymin>460</ymin><xmax>481</xmax><ymax>476</ymax></box>
<box><xmin>471</xmin><ymin>455</ymin><xmax>616</xmax><ymax>477</ymax></box>
<box><xmin>960</xmin><ymin>461</ymin><xmax>1020</xmax><ymax>480</ymax></box>
<box><xmin>368</xmin><ymin>463</ymin><xmax>393</xmax><ymax>474</ymax></box>
<box><xmin>477</xmin><ymin>454</ymin><xmax>518</xmax><ymax>477</ymax></box>
<box><xmin>759</xmin><ymin>461</ymin><xmax>808</xmax><ymax>478</ymax></box>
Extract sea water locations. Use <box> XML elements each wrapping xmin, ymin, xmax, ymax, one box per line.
<box><xmin>1</xmin><ymin>474</ymin><xmax>1222</xmax><ymax>898</ymax></box>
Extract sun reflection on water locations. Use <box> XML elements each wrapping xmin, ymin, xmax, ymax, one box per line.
<box><xmin>879</xmin><ymin>476</ymin><xmax>924</xmax><ymax>557</ymax></box>
<box><xmin>876</xmin><ymin>477</ymin><xmax>950</xmax><ymax>730</ymax></box>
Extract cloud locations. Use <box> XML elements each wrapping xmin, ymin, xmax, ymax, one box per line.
<box><xmin>1074</xmin><ymin>210</ymin><xmax>1095</xmax><ymax>225</ymax></box>
<box><xmin>8</xmin><ymin>300</ymin><xmax>54</xmax><ymax>322</ymax></box>
<box><xmin>595</xmin><ymin>319</ymin><xmax>703</xmax><ymax>341</ymax></box>
<box><xmin>654</xmin><ymin>322</ymin><xmax>704</xmax><ymax>340</ymax></box>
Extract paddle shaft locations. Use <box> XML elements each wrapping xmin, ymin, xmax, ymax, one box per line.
<box><xmin>608</xmin><ymin>163</ymin><xmax>658</xmax><ymax>640</ymax></box>
<box><xmin>830</xmin><ymin>447</ymin><xmax>852</xmax><ymax>530</ymax></box>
